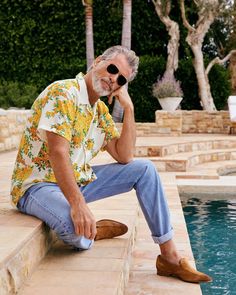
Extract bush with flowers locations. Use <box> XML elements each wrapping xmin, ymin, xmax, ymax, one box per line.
<box><xmin>152</xmin><ymin>74</ymin><xmax>183</xmax><ymax>99</ymax></box>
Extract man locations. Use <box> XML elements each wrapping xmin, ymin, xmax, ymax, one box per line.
<box><xmin>11</xmin><ymin>45</ymin><xmax>211</xmax><ymax>283</ymax></box>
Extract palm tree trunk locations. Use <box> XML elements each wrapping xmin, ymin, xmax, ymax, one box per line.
<box><xmin>83</xmin><ymin>0</ymin><xmax>94</xmax><ymax>70</ymax></box>
<box><xmin>112</xmin><ymin>0</ymin><xmax>132</xmax><ymax>122</ymax></box>
<box><xmin>121</xmin><ymin>0</ymin><xmax>132</xmax><ymax>49</ymax></box>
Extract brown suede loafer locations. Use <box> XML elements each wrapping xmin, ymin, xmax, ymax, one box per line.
<box><xmin>95</xmin><ymin>219</ymin><xmax>128</xmax><ymax>241</ymax></box>
<box><xmin>156</xmin><ymin>255</ymin><xmax>212</xmax><ymax>283</ymax></box>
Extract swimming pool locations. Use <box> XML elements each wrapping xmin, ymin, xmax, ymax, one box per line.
<box><xmin>182</xmin><ymin>198</ymin><xmax>236</xmax><ymax>295</ymax></box>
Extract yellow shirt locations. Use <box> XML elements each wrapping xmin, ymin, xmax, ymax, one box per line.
<box><xmin>10</xmin><ymin>73</ymin><xmax>120</xmax><ymax>206</ymax></box>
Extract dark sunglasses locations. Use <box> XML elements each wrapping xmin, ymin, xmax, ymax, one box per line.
<box><xmin>106</xmin><ymin>64</ymin><xmax>127</xmax><ymax>86</ymax></box>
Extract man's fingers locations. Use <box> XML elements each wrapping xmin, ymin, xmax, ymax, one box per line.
<box><xmin>73</xmin><ymin>218</ymin><xmax>95</xmax><ymax>240</ymax></box>
<box><xmin>90</xmin><ymin>221</ymin><xmax>97</xmax><ymax>240</ymax></box>
<box><xmin>108</xmin><ymin>95</ymin><xmax>113</xmax><ymax>105</ymax></box>
<box><xmin>78</xmin><ymin>221</ymin><xmax>85</xmax><ymax>237</ymax></box>
<box><xmin>84</xmin><ymin>222</ymin><xmax>91</xmax><ymax>239</ymax></box>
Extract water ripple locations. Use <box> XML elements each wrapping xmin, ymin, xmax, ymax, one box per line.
<box><xmin>182</xmin><ymin>198</ymin><xmax>236</xmax><ymax>295</ymax></box>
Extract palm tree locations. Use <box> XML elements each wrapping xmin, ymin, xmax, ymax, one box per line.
<box><xmin>82</xmin><ymin>0</ymin><xmax>94</xmax><ymax>70</ymax></box>
<box><xmin>112</xmin><ymin>0</ymin><xmax>132</xmax><ymax>122</ymax></box>
<box><xmin>121</xmin><ymin>0</ymin><xmax>132</xmax><ymax>49</ymax></box>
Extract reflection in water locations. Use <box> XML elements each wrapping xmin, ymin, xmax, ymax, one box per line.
<box><xmin>182</xmin><ymin>198</ymin><xmax>236</xmax><ymax>295</ymax></box>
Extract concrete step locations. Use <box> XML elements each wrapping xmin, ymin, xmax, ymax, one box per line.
<box><xmin>0</xmin><ymin>150</ymin><xmax>56</xmax><ymax>295</ymax></box>
<box><xmin>150</xmin><ymin>148</ymin><xmax>236</xmax><ymax>172</ymax></box>
<box><xmin>176</xmin><ymin>159</ymin><xmax>236</xmax><ymax>179</ymax></box>
<box><xmin>0</xmin><ymin>207</ymin><xmax>55</xmax><ymax>295</ymax></box>
<box><xmin>18</xmin><ymin>192</ymin><xmax>139</xmax><ymax>295</ymax></box>
<box><xmin>92</xmin><ymin>148</ymin><xmax>236</xmax><ymax>173</ymax></box>
<box><xmin>177</xmin><ymin>175</ymin><xmax>236</xmax><ymax>199</ymax></box>
<box><xmin>135</xmin><ymin>136</ymin><xmax>236</xmax><ymax>157</ymax></box>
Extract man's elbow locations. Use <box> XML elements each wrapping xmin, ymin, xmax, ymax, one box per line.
<box><xmin>48</xmin><ymin>146</ymin><xmax>69</xmax><ymax>160</ymax></box>
<box><xmin>117</xmin><ymin>155</ymin><xmax>134</xmax><ymax>165</ymax></box>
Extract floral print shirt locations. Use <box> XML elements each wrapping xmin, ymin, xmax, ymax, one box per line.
<box><xmin>10</xmin><ymin>73</ymin><xmax>120</xmax><ymax>206</ymax></box>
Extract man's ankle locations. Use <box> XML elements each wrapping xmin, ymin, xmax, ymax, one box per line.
<box><xmin>160</xmin><ymin>253</ymin><xmax>181</xmax><ymax>265</ymax></box>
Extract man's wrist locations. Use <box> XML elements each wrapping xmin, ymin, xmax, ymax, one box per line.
<box><xmin>69</xmin><ymin>193</ymin><xmax>85</xmax><ymax>207</ymax></box>
<box><xmin>123</xmin><ymin>104</ymin><xmax>134</xmax><ymax>113</ymax></box>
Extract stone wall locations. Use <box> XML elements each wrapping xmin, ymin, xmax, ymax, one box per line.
<box><xmin>181</xmin><ymin>111</ymin><xmax>230</xmax><ymax>134</ymax></box>
<box><xmin>155</xmin><ymin>110</ymin><xmax>232</xmax><ymax>135</ymax></box>
<box><xmin>155</xmin><ymin>111</ymin><xmax>182</xmax><ymax>136</ymax></box>
<box><xmin>0</xmin><ymin>109</ymin><xmax>30</xmax><ymax>152</ymax></box>
<box><xmin>116</xmin><ymin>123</ymin><xmax>163</xmax><ymax>136</ymax></box>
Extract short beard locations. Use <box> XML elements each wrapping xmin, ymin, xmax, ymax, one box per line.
<box><xmin>92</xmin><ymin>73</ymin><xmax>111</xmax><ymax>97</ymax></box>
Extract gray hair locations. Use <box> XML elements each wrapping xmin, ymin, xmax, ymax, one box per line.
<box><xmin>100</xmin><ymin>45</ymin><xmax>139</xmax><ymax>82</ymax></box>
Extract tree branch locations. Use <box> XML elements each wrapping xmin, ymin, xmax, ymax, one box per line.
<box><xmin>205</xmin><ymin>50</ymin><xmax>236</xmax><ymax>75</ymax></box>
<box><xmin>152</xmin><ymin>1</ymin><xmax>163</xmax><ymax>17</ymax></box>
<box><xmin>179</xmin><ymin>0</ymin><xmax>195</xmax><ymax>32</ymax></box>
<box><xmin>82</xmin><ymin>0</ymin><xmax>93</xmax><ymax>6</ymax></box>
<box><xmin>152</xmin><ymin>0</ymin><xmax>169</xmax><ymax>22</ymax></box>
<box><xmin>166</xmin><ymin>0</ymin><xmax>171</xmax><ymax>15</ymax></box>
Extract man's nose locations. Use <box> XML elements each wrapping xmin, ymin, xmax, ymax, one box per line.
<box><xmin>109</xmin><ymin>73</ymin><xmax>119</xmax><ymax>84</ymax></box>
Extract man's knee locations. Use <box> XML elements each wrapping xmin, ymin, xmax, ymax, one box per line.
<box><xmin>130</xmin><ymin>159</ymin><xmax>156</xmax><ymax>173</ymax></box>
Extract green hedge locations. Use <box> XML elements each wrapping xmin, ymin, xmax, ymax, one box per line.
<box><xmin>0</xmin><ymin>0</ymin><xmax>87</xmax><ymax>90</ymax></box>
<box><xmin>0</xmin><ymin>1</ymin><xmax>231</xmax><ymax>119</ymax></box>
<box><xmin>0</xmin><ymin>81</ymin><xmax>39</xmax><ymax>109</ymax></box>
<box><xmin>208</xmin><ymin>64</ymin><xmax>231</xmax><ymax>110</ymax></box>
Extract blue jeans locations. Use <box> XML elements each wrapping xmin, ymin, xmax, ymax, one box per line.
<box><xmin>17</xmin><ymin>159</ymin><xmax>173</xmax><ymax>250</ymax></box>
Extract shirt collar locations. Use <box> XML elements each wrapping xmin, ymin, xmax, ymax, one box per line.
<box><xmin>76</xmin><ymin>72</ymin><xmax>90</xmax><ymax>105</ymax></box>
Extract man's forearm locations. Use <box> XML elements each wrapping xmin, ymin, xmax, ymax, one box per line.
<box><xmin>48</xmin><ymin>150</ymin><xmax>84</xmax><ymax>207</ymax></box>
<box><xmin>116</xmin><ymin>105</ymin><xmax>136</xmax><ymax>162</ymax></box>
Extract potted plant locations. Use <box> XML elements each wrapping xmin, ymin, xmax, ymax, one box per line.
<box><xmin>152</xmin><ymin>74</ymin><xmax>183</xmax><ymax>111</ymax></box>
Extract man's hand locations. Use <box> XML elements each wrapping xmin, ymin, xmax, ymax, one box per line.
<box><xmin>70</xmin><ymin>197</ymin><xmax>97</xmax><ymax>240</ymax></box>
<box><xmin>108</xmin><ymin>86</ymin><xmax>134</xmax><ymax>110</ymax></box>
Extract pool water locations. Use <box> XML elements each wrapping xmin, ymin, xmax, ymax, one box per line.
<box><xmin>182</xmin><ymin>198</ymin><xmax>236</xmax><ymax>295</ymax></box>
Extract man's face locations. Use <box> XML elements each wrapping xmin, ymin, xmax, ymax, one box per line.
<box><xmin>91</xmin><ymin>53</ymin><xmax>133</xmax><ymax>96</ymax></box>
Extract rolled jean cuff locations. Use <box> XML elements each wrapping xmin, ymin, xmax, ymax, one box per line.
<box><xmin>61</xmin><ymin>234</ymin><xmax>94</xmax><ymax>250</ymax></box>
<box><xmin>152</xmin><ymin>229</ymin><xmax>174</xmax><ymax>245</ymax></box>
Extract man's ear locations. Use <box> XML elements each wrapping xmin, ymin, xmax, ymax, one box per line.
<box><xmin>93</xmin><ymin>56</ymin><xmax>102</xmax><ymax>67</ymax></box>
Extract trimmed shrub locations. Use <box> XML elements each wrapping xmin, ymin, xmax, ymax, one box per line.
<box><xmin>209</xmin><ymin>64</ymin><xmax>231</xmax><ymax>110</ymax></box>
<box><xmin>0</xmin><ymin>81</ymin><xmax>39</xmax><ymax>109</ymax></box>
<box><xmin>176</xmin><ymin>58</ymin><xmax>201</xmax><ymax>110</ymax></box>
<box><xmin>129</xmin><ymin>55</ymin><xmax>166</xmax><ymax>122</ymax></box>
<box><xmin>177</xmin><ymin>58</ymin><xmax>231</xmax><ymax>110</ymax></box>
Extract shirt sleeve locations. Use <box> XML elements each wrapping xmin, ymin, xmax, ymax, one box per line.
<box><xmin>37</xmin><ymin>82</ymin><xmax>76</xmax><ymax>142</ymax></box>
<box><xmin>97</xmin><ymin>101</ymin><xmax>120</xmax><ymax>146</ymax></box>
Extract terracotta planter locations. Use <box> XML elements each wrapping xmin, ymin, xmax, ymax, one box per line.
<box><xmin>158</xmin><ymin>96</ymin><xmax>183</xmax><ymax>111</ymax></box>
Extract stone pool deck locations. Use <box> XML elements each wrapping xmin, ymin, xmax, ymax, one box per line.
<box><xmin>1</xmin><ymin>134</ymin><xmax>236</xmax><ymax>294</ymax></box>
